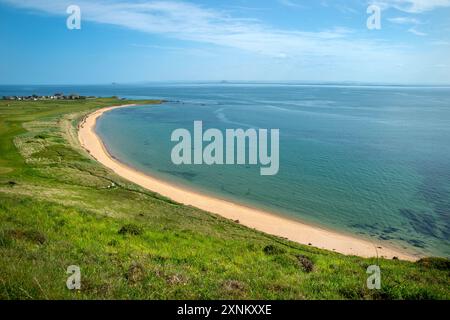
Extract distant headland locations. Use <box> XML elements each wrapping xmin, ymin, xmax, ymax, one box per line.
<box><xmin>2</xmin><ymin>93</ymin><xmax>97</xmax><ymax>101</ymax></box>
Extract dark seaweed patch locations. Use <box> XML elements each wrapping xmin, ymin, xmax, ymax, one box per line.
<box><xmin>383</xmin><ymin>227</ymin><xmax>399</xmax><ymax>234</ymax></box>
<box><xmin>349</xmin><ymin>223</ymin><xmax>378</xmax><ymax>231</ymax></box>
<box><xmin>406</xmin><ymin>239</ymin><xmax>427</xmax><ymax>248</ymax></box>
<box><xmin>415</xmin><ymin>160</ymin><xmax>450</xmax><ymax>241</ymax></box>
<box><xmin>399</xmin><ymin>209</ymin><xmax>440</xmax><ymax>239</ymax></box>
<box><xmin>159</xmin><ymin>170</ymin><xmax>197</xmax><ymax>181</ymax></box>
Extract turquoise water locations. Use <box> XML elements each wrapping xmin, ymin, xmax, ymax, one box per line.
<box><xmin>3</xmin><ymin>84</ymin><xmax>448</xmax><ymax>256</ymax></box>
<box><xmin>94</xmin><ymin>84</ymin><xmax>450</xmax><ymax>257</ymax></box>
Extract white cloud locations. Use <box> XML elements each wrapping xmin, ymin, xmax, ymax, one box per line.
<box><xmin>278</xmin><ymin>0</ymin><xmax>304</xmax><ymax>9</ymax></box>
<box><xmin>388</xmin><ymin>17</ymin><xmax>421</xmax><ymax>24</ymax></box>
<box><xmin>5</xmin><ymin>0</ymin><xmax>450</xmax><ymax>84</ymax></box>
<box><xmin>2</xmin><ymin>0</ymin><xmax>450</xmax><ymax>83</ymax></box>
<box><xmin>0</xmin><ymin>0</ymin><xmax>403</xmax><ymax>62</ymax></box>
<box><xmin>408</xmin><ymin>27</ymin><xmax>427</xmax><ymax>36</ymax></box>
<box><xmin>372</xmin><ymin>0</ymin><xmax>450</xmax><ymax>13</ymax></box>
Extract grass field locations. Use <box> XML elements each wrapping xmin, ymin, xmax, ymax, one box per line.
<box><xmin>0</xmin><ymin>98</ymin><xmax>448</xmax><ymax>299</ymax></box>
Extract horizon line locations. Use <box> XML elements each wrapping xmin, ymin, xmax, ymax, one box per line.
<box><xmin>2</xmin><ymin>81</ymin><xmax>450</xmax><ymax>87</ymax></box>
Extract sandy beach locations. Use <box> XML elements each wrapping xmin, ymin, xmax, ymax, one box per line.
<box><xmin>78</xmin><ymin>104</ymin><xmax>418</xmax><ymax>261</ymax></box>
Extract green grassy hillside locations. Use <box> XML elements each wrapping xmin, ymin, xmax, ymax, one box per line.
<box><xmin>0</xmin><ymin>98</ymin><xmax>448</xmax><ymax>299</ymax></box>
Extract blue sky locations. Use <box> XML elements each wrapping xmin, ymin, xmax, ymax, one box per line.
<box><xmin>1</xmin><ymin>0</ymin><xmax>449</xmax><ymax>84</ymax></box>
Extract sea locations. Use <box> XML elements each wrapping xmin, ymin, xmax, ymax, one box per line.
<box><xmin>2</xmin><ymin>83</ymin><xmax>449</xmax><ymax>257</ymax></box>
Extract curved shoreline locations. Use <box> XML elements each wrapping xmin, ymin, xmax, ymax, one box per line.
<box><xmin>78</xmin><ymin>104</ymin><xmax>418</xmax><ymax>261</ymax></box>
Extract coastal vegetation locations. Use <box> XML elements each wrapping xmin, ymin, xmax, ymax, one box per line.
<box><xmin>0</xmin><ymin>98</ymin><xmax>448</xmax><ymax>299</ymax></box>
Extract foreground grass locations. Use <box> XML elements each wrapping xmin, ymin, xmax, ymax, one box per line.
<box><xmin>0</xmin><ymin>98</ymin><xmax>448</xmax><ymax>299</ymax></box>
